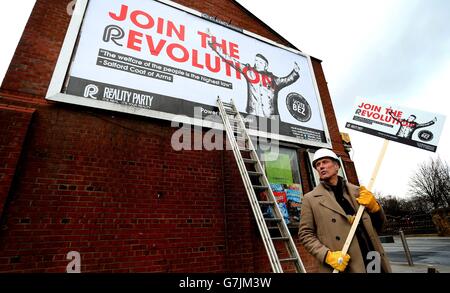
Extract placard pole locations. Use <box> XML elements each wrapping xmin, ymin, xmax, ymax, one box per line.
<box><xmin>332</xmin><ymin>139</ymin><xmax>389</xmax><ymax>273</ymax></box>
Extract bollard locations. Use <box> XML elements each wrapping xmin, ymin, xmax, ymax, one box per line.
<box><xmin>399</xmin><ymin>229</ymin><xmax>414</xmax><ymax>266</ymax></box>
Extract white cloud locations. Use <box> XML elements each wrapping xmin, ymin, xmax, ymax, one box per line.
<box><xmin>0</xmin><ymin>1</ymin><xmax>35</xmax><ymax>84</ymax></box>
<box><xmin>237</xmin><ymin>0</ymin><xmax>450</xmax><ymax>198</ymax></box>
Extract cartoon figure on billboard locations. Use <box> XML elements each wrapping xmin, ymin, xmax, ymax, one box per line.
<box><xmin>388</xmin><ymin>110</ymin><xmax>437</xmax><ymax>139</ymax></box>
<box><xmin>207</xmin><ymin>31</ymin><xmax>300</xmax><ymax>119</ymax></box>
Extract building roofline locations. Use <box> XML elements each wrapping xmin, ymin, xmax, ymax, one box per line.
<box><xmin>231</xmin><ymin>0</ymin><xmax>301</xmax><ymax>52</ymax></box>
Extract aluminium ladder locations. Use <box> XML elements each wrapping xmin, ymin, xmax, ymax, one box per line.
<box><xmin>217</xmin><ymin>97</ymin><xmax>306</xmax><ymax>273</ymax></box>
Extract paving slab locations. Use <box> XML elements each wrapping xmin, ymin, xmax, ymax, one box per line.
<box><xmin>382</xmin><ymin>236</ymin><xmax>450</xmax><ymax>273</ymax></box>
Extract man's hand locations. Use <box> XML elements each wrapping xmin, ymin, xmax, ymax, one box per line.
<box><xmin>387</xmin><ymin>108</ymin><xmax>396</xmax><ymax>117</ymax></box>
<box><xmin>347</xmin><ymin>214</ymin><xmax>355</xmax><ymax>225</ymax></box>
<box><xmin>357</xmin><ymin>186</ymin><xmax>380</xmax><ymax>213</ymax></box>
<box><xmin>325</xmin><ymin>250</ymin><xmax>350</xmax><ymax>272</ymax></box>
<box><xmin>206</xmin><ymin>28</ymin><xmax>226</xmax><ymax>56</ymax></box>
<box><xmin>206</xmin><ymin>28</ymin><xmax>216</xmax><ymax>49</ymax></box>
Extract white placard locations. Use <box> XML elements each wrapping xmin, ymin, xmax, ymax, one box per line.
<box><xmin>346</xmin><ymin>97</ymin><xmax>446</xmax><ymax>152</ymax></box>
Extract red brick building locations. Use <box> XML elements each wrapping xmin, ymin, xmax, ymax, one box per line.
<box><xmin>0</xmin><ymin>0</ymin><xmax>359</xmax><ymax>272</ymax></box>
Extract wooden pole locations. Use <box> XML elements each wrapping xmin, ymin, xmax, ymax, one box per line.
<box><xmin>367</xmin><ymin>139</ymin><xmax>390</xmax><ymax>190</ymax></box>
<box><xmin>333</xmin><ymin>139</ymin><xmax>389</xmax><ymax>273</ymax></box>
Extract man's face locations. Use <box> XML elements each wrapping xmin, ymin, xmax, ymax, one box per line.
<box><xmin>254</xmin><ymin>56</ymin><xmax>268</xmax><ymax>71</ymax></box>
<box><xmin>407</xmin><ymin>115</ymin><xmax>416</xmax><ymax>122</ymax></box>
<box><xmin>315</xmin><ymin>158</ymin><xmax>339</xmax><ymax>182</ymax></box>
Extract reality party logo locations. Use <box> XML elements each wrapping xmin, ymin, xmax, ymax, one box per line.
<box><xmin>84</xmin><ymin>84</ymin><xmax>99</xmax><ymax>99</ymax></box>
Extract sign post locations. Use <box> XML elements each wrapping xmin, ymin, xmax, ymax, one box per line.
<box><xmin>335</xmin><ymin>97</ymin><xmax>446</xmax><ymax>273</ymax></box>
<box><xmin>332</xmin><ymin>139</ymin><xmax>389</xmax><ymax>273</ymax></box>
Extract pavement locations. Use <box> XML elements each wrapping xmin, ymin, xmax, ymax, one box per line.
<box><xmin>382</xmin><ymin>235</ymin><xmax>450</xmax><ymax>273</ymax></box>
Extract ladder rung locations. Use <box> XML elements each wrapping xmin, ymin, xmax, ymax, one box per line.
<box><xmin>264</xmin><ymin>218</ymin><xmax>282</xmax><ymax>222</ymax></box>
<box><xmin>232</xmin><ymin>128</ymin><xmax>242</xmax><ymax>133</ymax></box>
<box><xmin>217</xmin><ymin>98</ymin><xmax>305</xmax><ymax>273</ymax></box>
<box><xmin>248</xmin><ymin>171</ymin><xmax>262</xmax><ymax>176</ymax></box>
<box><xmin>258</xmin><ymin>201</ymin><xmax>275</xmax><ymax>205</ymax></box>
<box><xmin>279</xmin><ymin>257</ymin><xmax>298</xmax><ymax>262</ymax></box>
<box><xmin>240</xmin><ymin>148</ymin><xmax>252</xmax><ymax>152</ymax></box>
<box><xmin>271</xmin><ymin>237</ymin><xmax>290</xmax><ymax>241</ymax></box>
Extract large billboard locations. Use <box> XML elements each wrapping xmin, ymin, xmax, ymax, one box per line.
<box><xmin>346</xmin><ymin>97</ymin><xmax>446</xmax><ymax>152</ymax></box>
<box><xmin>47</xmin><ymin>0</ymin><xmax>331</xmax><ymax>147</ymax></box>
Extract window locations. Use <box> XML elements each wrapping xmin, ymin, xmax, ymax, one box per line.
<box><xmin>258</xmin><ymin>146</ymin><xmax>303</xmax><ymax>225</ymax></box>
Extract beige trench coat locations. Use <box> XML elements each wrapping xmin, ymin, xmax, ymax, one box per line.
<box><xmin>299</xmin><ymin>180</ymin><xmax>392</xmax><ymax>273</ymax></box>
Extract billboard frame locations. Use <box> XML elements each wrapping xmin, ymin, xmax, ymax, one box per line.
<box><xmin>46</xmin><ymin>0</ymin><xmax>332</xmax><ymax>148</ymax></box>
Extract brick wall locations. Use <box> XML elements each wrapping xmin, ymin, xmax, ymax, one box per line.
<box><xmin>0</xmin><ymin>0</ymin><xmax>355</xmax><ymax>272</ymax></box>
<box><xmin>0</xmin><ymin>105</ymin><xmax>35</xmax><ymax>216</ymax></box>
<box><xmin>0</xmin><ymin>104</ymin><xmax>230</xmax><ymax>272</ymax></box>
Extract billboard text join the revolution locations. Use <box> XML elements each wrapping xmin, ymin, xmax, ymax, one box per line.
<box><xmin>47</xmin><ymin>0</ymin><xmax>331</xmax><ymax>147</ymax></box>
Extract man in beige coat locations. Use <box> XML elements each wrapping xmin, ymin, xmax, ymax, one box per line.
<box><xmin>299</xmin><ymin>148</ymin><xmax>392</xmax><ymax>273</ymax></box>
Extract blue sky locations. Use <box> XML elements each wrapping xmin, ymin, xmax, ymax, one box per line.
<box><xmin>1</xmin><ymin>0</ymin><xmax>449</xmax><ymax>199</ymax></box>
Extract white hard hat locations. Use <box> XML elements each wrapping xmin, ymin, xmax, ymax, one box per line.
<box><xmin>312</xmin><ymin>148</ymin><xmax>339</xmax><ymax>167</ymax></box>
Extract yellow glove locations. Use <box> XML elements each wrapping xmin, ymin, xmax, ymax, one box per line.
<box><xmin>347</xmin><ymin>215</ymin><xmax>355</xmax><ymax>225</ymax></box>
<box><xmin>357</xmin><ymin>186</ymin><xmax>380</xmax><ymax>213</ymax></box>
<box><xmin>325</xmin><ymin>250</ymin><xmax>350</xmax><ymax>272</ymax></box>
